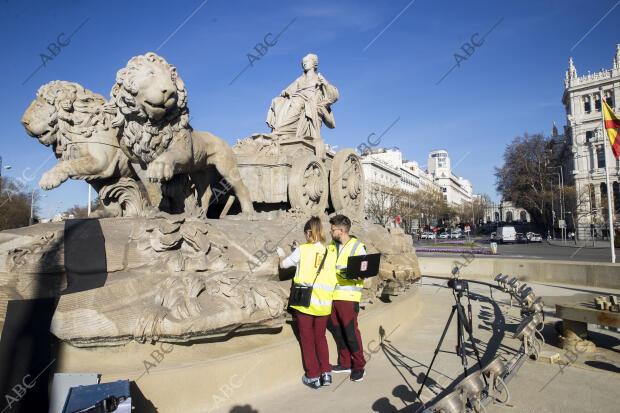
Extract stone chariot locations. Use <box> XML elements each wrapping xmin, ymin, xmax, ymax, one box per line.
<box><xmin>232</xmin><ymin>134</ymin><xmax>365</xmax><ymax>216</ymax></box>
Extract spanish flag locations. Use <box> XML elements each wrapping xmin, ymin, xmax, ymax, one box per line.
<box><xmin>603</xmin><ymin>101</ymin><xmax>620</xmax><ymax>160</ymax></box>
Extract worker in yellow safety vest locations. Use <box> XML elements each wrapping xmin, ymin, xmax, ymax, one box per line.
<box><xmin>278</xmin><ymin>216</ymin><xmax>337</xmax><ymax>390</ymax></box>
<box><xmin>326</xmin><ymin>214</ymin><xmax>367</xmax><ymax>382</ymax></box>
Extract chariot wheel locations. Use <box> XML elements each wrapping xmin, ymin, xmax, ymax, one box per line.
<box><xmin>288</xmin><ymin>155</ymin><xmax>329</xmax><ymax>214</ymax></box>
<box><xmin>329</xmin><ymin>149</ymin><xmax>365</xmax><ymax>216</ymax></box>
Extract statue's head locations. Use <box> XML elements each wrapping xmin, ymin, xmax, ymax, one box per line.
<box><xmin>111</xmin><ymin>52</ymin><xmax>187</xmax><ymax>123</ymax></box>
<box><xmin>109</xmin><ymin>52</ymin><xmax>190</xmax><ymax>163</ymax></box>
<box><xmin>22</xmin><ymin>81</ymin><xmax>107</xmax><ymax>147</ymax></box>
<box><xmin>302</xmin><ymin>54</ymin><xmax>318</xmax><ymax>72</ymax></box>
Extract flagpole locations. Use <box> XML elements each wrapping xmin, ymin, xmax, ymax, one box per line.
<box><xmin>600</xmin><ymin>87</ymin><xmax>616</xmax><ymax>263</ymax></box>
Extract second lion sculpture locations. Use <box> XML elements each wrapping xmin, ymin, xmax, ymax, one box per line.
<box><xmin>21</xmin><ymin>80</ymin><xmax>147</xmax><ymax>217</ymax></box>
<box><xmin>109</xmin><ymin>52</ymin><xmax>254</xmax><ymax>217</ymax></box>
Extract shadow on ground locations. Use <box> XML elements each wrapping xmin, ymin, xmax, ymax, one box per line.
<box><xmin>371</xmin><ymin>291</ymin><xmax>510</xmax><ymax>412</ymax></box>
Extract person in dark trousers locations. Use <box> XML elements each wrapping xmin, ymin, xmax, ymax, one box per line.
<box><xmin>278</xmin><ymin>217</ymin><xmax>337</xmax><ymax>390</ymax></box>
<box><xmin>326</xmin><ymin>214</ymin><xmax>367</xmax><ymax>382</ymax></box>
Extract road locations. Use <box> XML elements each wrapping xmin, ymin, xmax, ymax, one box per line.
<box><xmin>415</xmin><ymin>237</ymin><xmax>620</xmax><ymax>263</ymax></box>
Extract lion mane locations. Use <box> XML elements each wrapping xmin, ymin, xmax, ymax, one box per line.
<box><xmin>109</xmin><ymin>52</ymin><xmax>190</xmax><ymax>164</ymax></box>
<box><xmin>35</xmin><ymin>81</ymin><xmax>114</xmax><ymax>159</ymax></box>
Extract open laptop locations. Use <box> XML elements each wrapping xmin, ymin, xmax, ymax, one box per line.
<box><xmin>345</xmin><ymin>253</ymin><xmax>381</xmax><ymax>279</ymax></box>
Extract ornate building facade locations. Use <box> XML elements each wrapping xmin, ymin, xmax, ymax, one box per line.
<box><xmin>483</xmin><ymin>201</ymin><xmax>530</xmax><ymax>224</ymax></box>
<box><xmin>561</xmin><ymin>44</ymin><xmax>620</xmax><ymax>240</ymax></box>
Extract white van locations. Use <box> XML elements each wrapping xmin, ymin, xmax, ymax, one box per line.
<box><xmin>497</xmin><ymin>226</ymin><xmax>517</xmax><ymax>243</ymax></box>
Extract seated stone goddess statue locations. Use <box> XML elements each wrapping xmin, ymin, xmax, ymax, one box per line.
<box><xmin>266</xmin><ymin>53</ymin><xmax>339</xmax><ymax>142</ymax></box>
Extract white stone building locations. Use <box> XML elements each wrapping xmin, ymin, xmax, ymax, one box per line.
<box><xmin>404</xmin><ymin>160</ymin><xmax>436</xmax><ymax>191</ymax></box>
<box><xmin>561</xmin><ymin>44</ymin><xmax>620</xmax><ymax>240</ymax></box>
<box><xmin>361</xmin><ymin>149</ymin><xmax>401</xmax><ymax>189</ymax></box>
<box><xmin>427</xmin><ymin>150</ymin><xmax>473</xmax><ymax>205</ymax></box>
<box><xmin>484</xmin><ymin>201</ymin><xmax>530</xmax><ymax>224</ymax></box>
<box><xmin>361</xmin><ymin>148</ymin><xmax>475</xmax><ymax>204</ymax></box>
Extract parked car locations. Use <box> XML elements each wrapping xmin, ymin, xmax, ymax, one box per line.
<box><xmin>426</xmin><ymin>232</ymin><xmax>436</xmax><ymax>239</ymax></box>
<box><xmin>517</xmin><ymin>233</ymin><xmax>529</xmax><ymax>243</ymax></box>
<box><xmin>497</xmin><ymin>226</ymin><xmax>517</xmax><ymax>243</ymax></box>
<box><xmin>439</xmin><ymin>232</ymin><xmax>450</xmax><ymax>239</ymax></box>
<box><xmin>450</xmin><ymin>230</ymin><xmax>462</xmax><ymax>239</ymax></box>
<box><xmin>529</xmin><ymin>233</ymin><xmax>542</xmax><ymax>242</ymax></box>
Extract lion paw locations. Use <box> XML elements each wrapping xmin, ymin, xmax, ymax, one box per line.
<box><xmin>39</xmin><ymin>171</ymin><xmax>65</xmax><ymax>190</ymax></box>
<box><xmin>147</xmin><ymin>160</ymin><xmax>174</xmax><ymax>182</ymax></box>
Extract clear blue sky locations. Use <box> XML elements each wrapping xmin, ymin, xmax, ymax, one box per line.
<box><xmin>1</xmin><ymin>0</ymin><xmax>619</xmax><ymax>217</ymax></box>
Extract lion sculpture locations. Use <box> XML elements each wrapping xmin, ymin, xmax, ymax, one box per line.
<box><xmin>21</xmin><ymin>81</ymin><xmax>147</xmax><ymax>217</ymax></box>
<box><xmin>109</xmin><ymin>52</ymin><xmax>254</xmax><ymax>216</ymax></box>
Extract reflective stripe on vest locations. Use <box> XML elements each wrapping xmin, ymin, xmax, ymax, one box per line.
<box><xmin>331</xmin><ymin>237</ymin><xmax>366</xmax><ymax>302</ymax></box>
<box><xmin>290</xmin><ymin>243</ymin><xmax>337</xmax><ymax>316</ymax></box>
<box><xmin>296</xmin><ymin>282</ymin><xmax>336</xmax><ymax>292</ymax></box>
<box><xmin>310</xmin><ymin>297</ymin><xmax>333</xmax><ymax>307</ymax></box>
<box><xmin>334</xmin><ymin>285</ymin><xmax>363</xmax><ymax>292</ymax></box>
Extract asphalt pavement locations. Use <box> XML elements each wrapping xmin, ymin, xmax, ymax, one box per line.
<box><xmin>414</xmin><ymin>237</ymin><xmax>620</xmax><ymax>263</ymax></box>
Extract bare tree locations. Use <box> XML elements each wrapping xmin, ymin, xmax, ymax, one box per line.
<box><xmin>63</xmin><ymin>197</ymin><xmax>101</xmax><ymax>219</ymax></box>
<box><xmin>365</xmin><ymin>183</ymin><xmax>398</xmax><ymax>225</ymax></box>
<box><xmin>495</xmin><ymin>133</ymin><xmax>553</xmax><ymax>226</ymax></box>
<box><xmin>365</xmin><ymin>183</ymin><xmax>459</xmax><ymax>232</ymax></box>
<box><xmin>459</xmin><ymin>193</ymin><xmax>492</xmax><ymax>225</ymax></box>
<box><xmin>0</xmin><ymin>177</ymin><xmax>38</xmax><ymax>230</ymax></box>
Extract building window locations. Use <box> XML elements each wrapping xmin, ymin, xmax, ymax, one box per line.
<box><xmin>601</xmin><ymin>183</ymin><xmax>608</xmax><ymax>213</ymax></box>
<box><xmin>605</xmin><ymin>90</ymin><xmax>615</xmax><ymax>108</ymax></box>
<box><xmin>442</xmin><ymin>187</ymin><xmax>447</xmax><ymax>192</ymax></box>
<box><xmin>595</xmin><ymin>94</ymin><xmax>602</xmax><ymax>111</ymax></box>
<box><xmin>590</xmin><ymin>184</ymin><xmax>596</xmax><ymax>208</ymax></box>
<box><xmin>584</xmin><ymin>96</ymin><xmax>591</xmax><ymax>113</ymax></box>
<box><xmin>597</xmin><ymin>147</ymin><xmax>605</xmax><ymax>168</ymax></box>
<box><xmin>586</xmin><ymin>131</ymin><xmax>593</xmax><ymax>142</ymax></box>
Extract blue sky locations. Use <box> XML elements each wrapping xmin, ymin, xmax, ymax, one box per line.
<box><xmin>1</xmin><ymin>0</ymin><xmax>619</xmax><ymax>217</ymax></box>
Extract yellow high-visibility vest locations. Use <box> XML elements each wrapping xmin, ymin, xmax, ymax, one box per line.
<box><xmin>290</xmin><ymin>243</ymin><xmax>337</xmax><ymax>316</ymax></box>
<box><xmin>329</xmin><ymin>236</ymin><xmax>366</xmax><ymax>302</ymax></box>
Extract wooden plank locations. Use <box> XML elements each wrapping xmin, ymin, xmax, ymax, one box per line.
<box><xmin>556</xmin><ymin>303</ymin><xmax>620</xmax><ymax>328</ymax></box>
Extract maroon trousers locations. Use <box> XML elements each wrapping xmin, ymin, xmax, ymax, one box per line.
<box><xmin>328</xmin><ymin>300</ymin><xmax>366</xmax><ymax>370</ymax></box>
<box><xmin>295</xmin><ymin>311</ymin><xmax>331</xmax><ymax>379</ymax></box>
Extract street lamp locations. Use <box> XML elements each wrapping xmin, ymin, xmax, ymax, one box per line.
<box><xmin>0</xmin><ymin>156</ymin><xmax>12</xmax><ymax>178</ymax></box>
